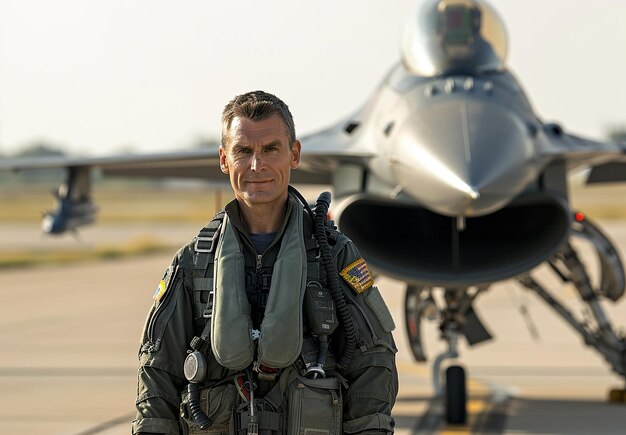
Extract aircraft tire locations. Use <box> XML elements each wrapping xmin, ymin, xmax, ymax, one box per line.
<box><xmin>445</xmin><ymin>365</ymin><xmax>467</xmax><ymax>425</ymax></box>
<box><xmin>608</xmin><ymin>388</ymin><xmax>626</xmax><ymax>403</ymax></box>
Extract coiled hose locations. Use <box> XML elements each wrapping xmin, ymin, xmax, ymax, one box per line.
<box><xmin>312</xmin><ymin>191</ymin><xmax>356</xmax><ymax>368</ymax></box>
<box><xmin>186</xmin><ymin>383</ymin><xmax>212</xmax><ymax>429</ymax></box>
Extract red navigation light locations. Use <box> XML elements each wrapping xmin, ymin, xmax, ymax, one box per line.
<box><xmin>575</xmin><ymin>212</ymin><xmax>585</xmax><ymax>222</ymax></box>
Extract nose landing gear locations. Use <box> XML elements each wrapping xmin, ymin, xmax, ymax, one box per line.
<box><xmin>433</xmin><ymin>324</ymin><xmax>467</xmax><ymax>424</ymax></box>
<box><xmin>405</xmin><ymin>285</ymin><xmax>491</xmax><ymax>425</ymax></box>
<box><xmin>445</xmin><ymin>365</ymin><xmax>467</xmax><ymax>424</ymax></box>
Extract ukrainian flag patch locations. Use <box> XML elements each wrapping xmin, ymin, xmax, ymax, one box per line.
<box><xmin>153</xmin><ymin>279</ymin><xmax>167</xmax><ymax>302</ymax></box>
<box><xmin>153</xmin><ymin>268</ymin><xmax>171</xmax><ymax>301</ymax></box>
<box><xmin>340</xmin><ymin>258</ymin><xmax>374</xmax><ymax>294</ymax></box>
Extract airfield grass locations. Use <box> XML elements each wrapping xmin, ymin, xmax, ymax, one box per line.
<box><xmin>0</xmin><ymin>183</ymin><xmax>231</xmax><ymax>269</ymax></box>
<box><xmin>1</xmin><ymin>182</ymin><xmax>625</xmax><ymax>269</ymax></box>
<box><xmin>0</xmin><ymin>183</ymin><xmax>230</xmax><ymax>224</ymax></box>
<box><xmin>0</xmin><ymin>236</ymin><xmax>173</xmax><ymax>269</ymax></box>
<box><xmin>570</xmin><ymin>184</ymin><xmax>626</xmax><ymax>219</ymax></box>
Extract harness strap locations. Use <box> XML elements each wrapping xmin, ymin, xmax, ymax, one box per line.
<box><xmin>193</xmin><ymin>210</ymin><xmax>225</xmax><ymax>283</ymax></box>
<box><xmin>236</xmin><ymin>409</ymin><xmax>284</xmax><ymax>433</ymax></box>
<box><xmin>189</xmin><ymin>205</ymin><xmax>326</xmax><ymax>368</ymax></box>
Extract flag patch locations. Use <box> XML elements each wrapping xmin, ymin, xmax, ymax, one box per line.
<box><xmin>153</xmin><ymin>279</ymin><xmax>167</xmax><ymax>302</ymax></box>
<box><xmin>340</xmin><ymin>258</ymin><xmax>374</xmax><ymax>294</ymax></box>
<box><xmin>153</xmin><ymin>268</ymin><xmax>171</xmax><ymax>301</ymax></box>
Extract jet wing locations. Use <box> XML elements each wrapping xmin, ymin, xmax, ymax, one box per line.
<box><xmin>297</xmin><ymin>121</ymin><xmax>375</xmax><ymax>183</ymax></box>
<box><xmin>0</xmin><ymin>149</ymin><xmax>225</xmax><ymax>180</ymax></box>
<box><xmin>0</xmin><ymin>124</ymin><xmax>373</xmax><ymax>185</ymax></box>
<box><xmin>538</xmin><ymin>128</ymin><xmax>626</xmax><ymax>183</ymax></box>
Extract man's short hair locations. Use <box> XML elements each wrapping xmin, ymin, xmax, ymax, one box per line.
<box><xmin>221</xmin><ymin>90</ymin><xmax>296</xmax><ymax>149</ymax></box>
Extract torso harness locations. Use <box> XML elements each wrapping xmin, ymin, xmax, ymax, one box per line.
<box><xmin>181</xmin><ymin>190</ymin><xmax>357</xmax><ymax>433</ymax></box>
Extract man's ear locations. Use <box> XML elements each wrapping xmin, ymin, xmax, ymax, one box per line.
<box><xmin>290</xmin><ymin>140</ymin><xmax>301</xmax><ymax>169</ymax></box>
<box><xmin>219</xmin><ymin>146</ymin><xmax>229</xmax><ymax>174</ymax></box>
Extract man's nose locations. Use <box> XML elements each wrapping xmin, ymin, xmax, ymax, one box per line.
<box><xmin>250</xmin><ymin>153</ymin><xmax>263</xmax><ymax>171</ymax></box>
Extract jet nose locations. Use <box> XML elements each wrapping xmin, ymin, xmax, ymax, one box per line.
<box><xmin>392</xmin><ymin>98</ymin><xmax>538</xmax><ymax>216</ymax></box>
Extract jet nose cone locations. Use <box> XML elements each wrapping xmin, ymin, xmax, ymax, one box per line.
<box><xmin>393</xmin><ymin>98</ymin><xmax>538</xmax><ymax>216</ymax></box>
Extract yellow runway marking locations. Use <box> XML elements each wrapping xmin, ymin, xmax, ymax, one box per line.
<box><xmin>395</xmin><ymin>360</ymin><xmax>512</xmax><ymax>433</ymax></box>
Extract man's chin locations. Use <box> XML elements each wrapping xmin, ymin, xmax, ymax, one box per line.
<box><xmin>240</xmin><ymin>192</ymin><xmax>275</xmax><ymax>205</ymax></box>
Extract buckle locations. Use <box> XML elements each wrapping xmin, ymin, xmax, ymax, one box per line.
<box><xmin>235</xmin><ymin>374</ymin><xmax>255</xmax><ymax>402</ymax></box>
<box><xmin>253</xmin><ymin>361</ymin><xmax>280</xmax><ymax>382</ymax></box>
<box><xmin>202</xmin><ymin>290</ymin><xmax>214</xmax><ymax>318</ymax></box>
<box><xmin>194</xmin><ymin>232</ymin><xmax>219</xmax><ymax>253</ymax></box>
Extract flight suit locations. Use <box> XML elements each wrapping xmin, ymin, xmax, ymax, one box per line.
<box><xmin>132</xmin><ymin>193</ymin><xmax>398</xmax><ymax>434</ymax></box>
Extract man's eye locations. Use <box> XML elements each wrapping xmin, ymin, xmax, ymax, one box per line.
<box><xmin>235</xmin><ymin>148</ymin><xmax>252</xmax><ymax>154</ymax></box>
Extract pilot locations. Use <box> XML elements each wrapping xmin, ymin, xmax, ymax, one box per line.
<box><xmin>436</xmin><ymin>2</ymin><xmax>498</xmax><ymax>72</ymax></box>
<box><xmin>132</xmin><ymin>90</ymin><xmax>398</xmax><ymax>435</ymax></box>
<box><xmin>402</xmin><ymin>0</ymin><xmax>506</xmax><ymax>77</ymax></box>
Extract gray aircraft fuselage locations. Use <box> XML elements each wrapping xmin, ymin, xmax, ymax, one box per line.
<box><xmin>328</xmin><ymin>64</ymin><xmax>571</xmax><ymax>288</ymax></box>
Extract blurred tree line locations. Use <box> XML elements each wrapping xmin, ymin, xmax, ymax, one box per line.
<box><xmin>608</xmin><ymin>126</ymin><xmax>626</xmax><ymax>144</ymax></box>
<box><xmin>0</xmin><ymin>142</ymin><xmax>66</xmax><ymax>184</ymax></box>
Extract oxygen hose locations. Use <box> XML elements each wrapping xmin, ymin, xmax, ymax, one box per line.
<box><xmin>186</xmin><ymin>383</ymin><xmax>212</xmax><ymax>430</ymax></box>
<box><xmin>184</xmin><ymin>343</ymin><xmax>212</xmax><ymax>430</ymax></box>
<box><xmin>316</xmin><ymin>335</ymin><xmax>329</xmax><ymax>368</ymax></box>
<box><xmin>313</xmin><ymin>191</ymin><xmax>357</xmax><ymax>368</ymax></box>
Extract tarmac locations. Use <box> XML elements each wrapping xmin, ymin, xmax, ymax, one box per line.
<box><xmin>2</xmin><ymin>221</ymin><xmax>626</xmax><ymax>434</ymax></box>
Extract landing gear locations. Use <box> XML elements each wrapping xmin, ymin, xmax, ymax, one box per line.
<box><xmin>608</xmin><ymin>388</ymin><xmax>626</xmax><ymax>403</ymax></box>
<box><xmin>404</xmin><ymin>213</ymin><xmax>626</xmax><ymax>422</ymax></box>
<box><xmin>445</xmin><ymin>365</ymin><xmax>467</xmax><ymax>424</ymax></box>
<box><xmin>404</xmin><ymin>285</ymin><xmax>433</xmax><ymax>362</ymax></box>
<box><xmin>432</xmin><ymin>296</ymin><xmax>466</xmax><ymax>425</ymax></box>
<box><xmin>516</xmin><ymin>239</ymin><xmax>626</xmax><ymax>404</ymax></box>
<box><xmin>404</xmin><ymin>285</ymin><xmax>491</xmax><ymax>424</ymax></box>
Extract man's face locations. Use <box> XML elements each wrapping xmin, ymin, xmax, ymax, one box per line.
<box><xmin>219</xmin><ymin>114</ymin><xmax>301</xmax><ymax>207</ymax></box>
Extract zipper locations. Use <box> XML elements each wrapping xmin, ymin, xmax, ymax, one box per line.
<box><xmin>143</xmin><ymin>265</ymin><xmax>180</xmax><ymax>353</ymax></box>
<box><xmin>238</xmin><ymin>201</ymin><xmax>290</xmax><ymax>268</ymax></box>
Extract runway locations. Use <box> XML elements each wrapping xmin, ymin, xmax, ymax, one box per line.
<box><xmin>1</xmin><ymin>222</ymin><xmax>626</xmax><ymax>434</ymax></box>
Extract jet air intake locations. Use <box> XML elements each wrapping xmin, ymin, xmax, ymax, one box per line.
<box><xmin>337</xmin><ymin>193</ymin><xmax>570</xmax><ymax>286</ymax></box>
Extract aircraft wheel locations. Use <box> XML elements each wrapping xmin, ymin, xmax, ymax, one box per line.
<box><xmin>608</xmin><ymin>388</ymin><xmax>626</xmax><ymax>403</ymax></box>
<box><xmin>445</xmin><ymin>365</ymin><xmax>467</xmax><ymax>424</ymax></box>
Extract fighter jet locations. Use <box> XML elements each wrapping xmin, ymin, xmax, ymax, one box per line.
<box><xmin>2</xmin><ymin>0</ymin><xmax>626</xmax><ymax>424</ymax></box>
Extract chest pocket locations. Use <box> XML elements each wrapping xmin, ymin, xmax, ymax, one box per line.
<box><xmin>141</xmin><ymin>264</ymin><xmax>181</xmax><ymax>353</ymax></box>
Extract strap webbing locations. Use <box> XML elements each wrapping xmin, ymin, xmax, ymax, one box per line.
<box><xmin>189</xmin><ymin>206</ymin><xmax>326</xmax><ymax>366</ymax></box>
<box><xmin>193</xmin><ymin>210</ymin><xmax>225</xmax><ymax>276</ymax></box>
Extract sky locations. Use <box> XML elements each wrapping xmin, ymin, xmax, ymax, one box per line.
<box><xmin>1</xmin><ymin>0</ymin><xmax>626</xmax><ymax>156</ymax></box>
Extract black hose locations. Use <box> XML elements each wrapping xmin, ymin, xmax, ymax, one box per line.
<box><xmin>317</xmin><ymin>335</ymin><xmax>329</xmax><ymax>367</ymax></box>
<box><xmin>186</xmin><ymin>383</ymin><xmax>212</xmax><ymax>430</ymax></box>
<box><xmin>313</xmin><ymin>191</ymin><xmax>357</xmax><ymax>368</ymax></box>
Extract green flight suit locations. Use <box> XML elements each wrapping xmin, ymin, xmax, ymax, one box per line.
<box><xmin>133</xmin><ymin>193</ymin><xmax>398</xmax><ymax>434</ymax></box>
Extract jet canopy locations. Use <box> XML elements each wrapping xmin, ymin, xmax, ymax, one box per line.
<box><xmin>401</xmin><ymin>0</ymin><xmax>508</xmax><ymax>77</ymax></box>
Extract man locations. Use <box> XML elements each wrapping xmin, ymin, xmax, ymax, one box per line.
<box><xmin>133</xmin><ymin>90</ymin><xmax>398</xmax><ymax>435</ymax></box>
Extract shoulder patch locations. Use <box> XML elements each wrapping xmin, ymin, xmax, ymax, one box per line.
<box><xmin>153</xmin><ymin>280</ymin><xmax>167</xmax><ymax>302</ymax></box>
<box><xmin>340</xmin><ymin>258</ymin><xmax>374</xmax><ymax>294</ymax></box>
<box><xmin>153</xmin><ymin>268</ymin><xmax>171</xmax><ymax>301</ymax></box>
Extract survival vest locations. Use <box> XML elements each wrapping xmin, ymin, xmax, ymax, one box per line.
<box><xmin>179</xmin><ymin>204</ymin><xmax>343</xmax><ymax>363</ymax></box>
